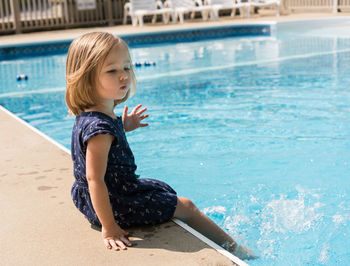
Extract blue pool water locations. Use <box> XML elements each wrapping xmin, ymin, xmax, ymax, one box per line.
<box><xmin>1</xmin><ymin>18</ymin><xmax>350</xmax><ymax>265</ymax></box>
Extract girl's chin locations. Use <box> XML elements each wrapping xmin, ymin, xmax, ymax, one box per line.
<box><xmin>115</xmin><ymin>92</ymin><xmax>128</xmax><ymax>100</ymax></box>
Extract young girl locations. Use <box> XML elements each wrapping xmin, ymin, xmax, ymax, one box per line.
<box><xmin>65</xmin><ymin>32</ymin><xmax>256</xmax><ymax>260</ymax></box>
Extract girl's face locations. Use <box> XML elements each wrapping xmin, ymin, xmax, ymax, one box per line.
<box><xmin>96</xmin><ymin>43</ymin><xmax>131</xmax><ymax>103</ymax></box>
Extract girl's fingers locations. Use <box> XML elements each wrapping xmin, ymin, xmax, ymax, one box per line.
<box><xmin>133</xmin><ymin>104</ymin><xmax>143</xmax><ymax>114</ymax></box>
<box><xmin>105</xmin><ymin>236</ymin><xmax>130</xmax><ymax>250</ymax></box>
<box><xmin>140</xmin><ymin>114</ymin><xmax>149</xmax><ymax>120</ymax></box>
<box><xmin>115</xmin><ymin>239</ymin><xmax>127</xmax><ymax>250</ymax></box>
<box><xmin>120</xmin><ymin>236</ymin><xmax>132</xmax><ymax>247</ymax></box>
<box><xmin>123</xmin><ymin>106</ymin><xmax>128</xmax><ymax>117</ymax></box>
<box><xmin>109</xmin><ymin>239</ymin><xmax>120</xmax><ymax>251</ymax></box>
<box><xmin>137</xmin><ymin>107</ymin><xmax>147</xmax><ymax>116</ymax></box>
<box><xmin>140</xmin><ymin>123</ymin><xmax>149</xmax><ymax>127</ymax></box>
<box><xmin>104</xmin><ymin>239</ymin><xmax>112</xmax><ymax>249</ymax></box>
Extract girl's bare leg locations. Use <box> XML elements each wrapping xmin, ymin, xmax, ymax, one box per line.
<box><xmin>173</xmin><ymin>196</ymin><xmax>257</xmax><ymax>260</ymax></box>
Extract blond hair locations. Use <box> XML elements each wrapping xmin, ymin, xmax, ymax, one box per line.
<box><xmin>65</xmin><ymin>32</ymin><xmax>136</xmax><ymax>116</ymax></box>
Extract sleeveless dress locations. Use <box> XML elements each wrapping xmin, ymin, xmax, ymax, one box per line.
<box><xmin>70</xmin><ymin>111</ymin><xmax>177</xmax><ymax>228</ymax></box>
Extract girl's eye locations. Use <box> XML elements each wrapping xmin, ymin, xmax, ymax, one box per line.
<box><xmin>124</xmin><ymin>67</ymin><xmax>131</xmax><ymax>71</ymax></box>
<box><xmin>107</xmin><ymin>69</ymin><xmax>116</xmax><ymax>73</ymax></box>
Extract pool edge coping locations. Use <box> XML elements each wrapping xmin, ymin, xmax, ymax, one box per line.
<box><xmin>2</xmin><ymin>15</ymin><xmax>350</xmax><ymax>49</ymax></box>
<box><xmin>0</xmin><ymin>22</ymin><xmax>277</xmax><ymax>49</ymax></box>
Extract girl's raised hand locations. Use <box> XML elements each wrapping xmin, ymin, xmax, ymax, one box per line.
<box><xmin>102</xmin><ymin>225</ymin><xmax>132</xmax><ymax>251</ymax></box>
<box><xmin>122</xmin><ymin>104</ymin><xmax>149</xmax><ymax>132</ymax></box>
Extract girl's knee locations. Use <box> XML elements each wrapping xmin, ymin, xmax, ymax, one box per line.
<box><xmin>174</xmin><ymin>197</ymin><xmax>198</xmax><ymax>221</ymax></box>
<box><xmin>178</xmin><ymin>196</ymin><xmax>196</xmax><ymax>208</ymax></box>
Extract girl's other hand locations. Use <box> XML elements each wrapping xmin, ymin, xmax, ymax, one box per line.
<box><xmin>102</xmin><ymin>224</ymin><xmax>132</xmax><ymax>251</ymax></box>
<box><xmin>122</xmin><ymin>104</ymin><xmax>149</xmax><ymax>132</ymax></box>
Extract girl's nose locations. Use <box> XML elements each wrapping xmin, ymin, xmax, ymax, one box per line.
<box><xmin>120</xmin><ymin>73</ymin><xmax>128</xmax><ymax>81</ymax></box>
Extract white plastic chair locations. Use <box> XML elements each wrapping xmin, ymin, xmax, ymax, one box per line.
<box><xmin>248</xmin><ymin>0</ymin><xmax>280</xmax><ymax>17</ymax></box>
<box><xmin>123</xmin><ymin>0</ymin><xmax>173</xmax><ymax>27</ymax></box>
<box><xmin>164</xmin><ymin>0</ymin><xmax>215</xmax><ymax>24</ymax></box>
<box><xmin>206</xmin><ymin>0</ymin><xmax>250</xmax><ymax>20</ymax></box>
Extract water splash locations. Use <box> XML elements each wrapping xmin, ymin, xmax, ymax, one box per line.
<box><xmin>261</xmin><ymin>194</ymin><xmax>322</xmax><ymax>234</ymax></box>
<box><xmin>257</xmin><ymin>191</ymin><xmax>323</xmax><ymax>259</ymax></box>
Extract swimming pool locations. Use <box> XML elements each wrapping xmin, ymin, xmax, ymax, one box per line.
<box><xmin>1</xmin><ymin>18</ymin><xmax>350</xmax><ymax>265</ymax></box>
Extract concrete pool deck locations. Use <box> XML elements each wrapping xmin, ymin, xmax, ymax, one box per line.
<box><xmin>0</xmin><ymin>11</ymin><xmax>349</xmax><ymax>266</ymax></box>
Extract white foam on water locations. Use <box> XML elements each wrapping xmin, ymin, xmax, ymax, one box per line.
<box><xmin>224</xmin><ymin>215</ymin><xmax>251</xmax><ymax>232</ymax></box>
<box><xmin>262</xmin><ymin>195</ymin><xmax>322</xmax><ymax>234</ymax></box>
<box><xmin>318</xmin><ymin>243</ymin><xmax>330</xmax><ymax>265</ymax></box>
<box><xmin>202</xmin><ymin>205</ymin><xmax>227</xmax><ymax>215</ymax></box>
<box><xmin>256</xmin><ymin>190</ymin><xmax>324</xmax><ymax>259</ymax></box>
<box><xmin>333</xmin><ymin>214</ymin><xmax>345</xmax><ymax>225</ymax></box>
<box><xmin>332</xmin><ymin>213</ymin><xmax>350</xmax><ymax>226</ymax></box>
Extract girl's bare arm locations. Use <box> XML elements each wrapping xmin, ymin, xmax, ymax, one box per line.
<box><xmin>86</xmin><ymin>134</ymin><xmax>131</xmax><ymax>250</ymax></box>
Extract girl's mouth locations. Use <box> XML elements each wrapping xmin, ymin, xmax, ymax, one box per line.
<box><xmin>120</xmin><ymin>86</ymin><xmax>127</xmax><ymax>90</ymax></box>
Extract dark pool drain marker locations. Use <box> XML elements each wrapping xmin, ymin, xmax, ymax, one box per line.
<box><xmin>16</xmin><ymin>74</ymin><xmax>28</xmax><ymax>81</ymax></box>
<box><xmin>134</xmin><ymin>61</ymin><xmax>156</xmax><ymax>67</ymax></box>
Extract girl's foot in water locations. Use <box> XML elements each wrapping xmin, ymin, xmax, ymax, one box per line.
<box><xmin>222</xmin><ymin>242</ymin><xmax>259</xmax><ymax>260</ymax></box>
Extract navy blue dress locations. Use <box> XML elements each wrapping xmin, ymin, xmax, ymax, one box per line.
<box><xmin>71</xmin><ymin>111</ymin><xmax>177</xmax><ymax>228</ymax></box>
